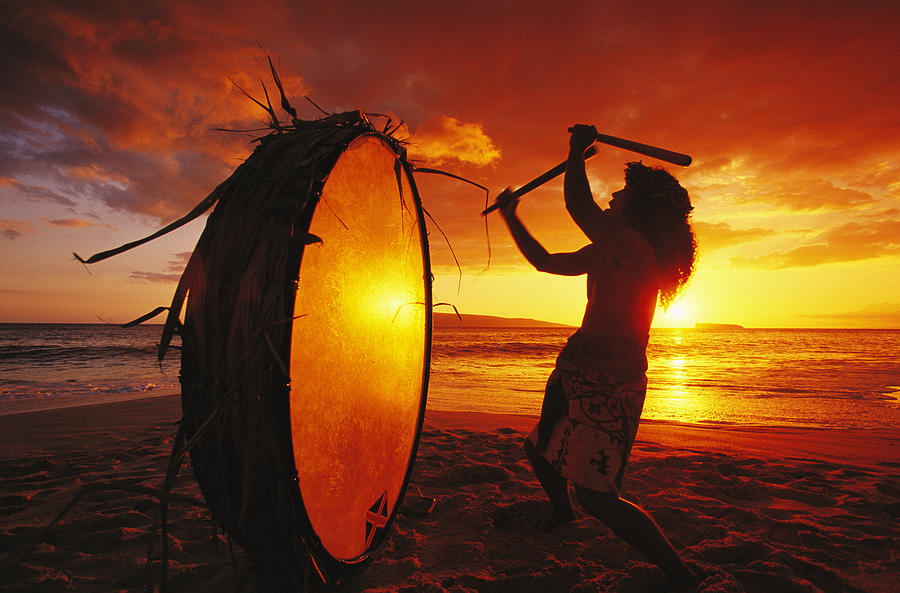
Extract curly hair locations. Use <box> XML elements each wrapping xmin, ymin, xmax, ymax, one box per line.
<box><xmin>621</xmin><ymin>161</ymin><xmax>697</xmax><ymax>309</ymax></box>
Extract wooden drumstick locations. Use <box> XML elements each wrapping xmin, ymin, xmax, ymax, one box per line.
<box><xmin>481</xmin><ymin>132</ymin><xmax>692</xmax><ymax>216</ymax></box>
<box><xmin>591</xmin><ymin>131</ymin><xmax>692</xmax><ymax>167</ymax></box>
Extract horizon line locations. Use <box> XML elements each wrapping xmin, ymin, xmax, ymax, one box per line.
<box><xmin>2</xmin><ymin>320</ymin><xmax>900</xmax><ymax>331</ymax></box>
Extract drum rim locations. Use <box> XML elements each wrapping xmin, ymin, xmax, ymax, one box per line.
<box><xmin>176</xmin><ymin>116</ymin><xmax>432</xmax><ymax>587</ymax></box>
<box><xmin>278</xmin><ymin>132</ymin><xmax>433</xmax><ymax>582</ymax></box>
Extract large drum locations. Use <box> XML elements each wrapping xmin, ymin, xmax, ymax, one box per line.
<box><xmin>175</xmin><ymin>111</ymin><xmax>431</xmax><ymax>588</ymax></box>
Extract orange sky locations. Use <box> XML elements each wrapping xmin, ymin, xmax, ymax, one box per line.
<box><xmin>1</xmin><ymin>1</ymin><xmax>899</xmax><ymax>327</ymax></box>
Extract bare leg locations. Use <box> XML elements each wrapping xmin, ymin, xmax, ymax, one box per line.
<box><xmin>574</xmin><ymin>485</ymin><xmax>696</xmax><ymax>584</ymax></box>
<box><xmin>524</xmin><ymin>439</ymin><xmax>575</xmax><ymax>531</ymax></box>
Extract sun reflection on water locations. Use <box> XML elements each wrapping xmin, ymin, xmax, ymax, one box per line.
<box><xmin>645</xmin><ymin>350</ymin><xmax>711</xmax><ymax>424</ymax></box>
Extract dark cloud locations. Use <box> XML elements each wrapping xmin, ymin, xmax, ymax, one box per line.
<box><xmin>861</xmin><ymin>208</ymin><xmax>900</xmax><ymax>220</ymax></box>
<box><xmin>0</xmin><ymin>0</ymin><xmax>897</xmax><ymax>253</ymax></box>
<box><xmin>0</xmin><ymin>219</ymin><xmax>36</xmax><ymax>239</ymax></box>
<box><xmin>693</xmin><ymin>221</ymin><xmax>776</xmax><ymax>251</ymax></box>
<box><xmin>803</xmin><ymin>304</ymin><xmax>900</xmax><ymax>328</ymax></box>
<box><xmin>732</xmin><ymin>217</ymin><xmax>900</xmax><ymax>269</ymax></box>
<box><xmin>0</xmin><ymin>176</ymin><xmax>78</xmax><ymax>208</ymax></box>
<box><xmin>129</xmin><ymin>251</ymin><xmax>191</xmax><ymax>283</ymax></box>
<box><xmin>47</xmin><ymin>218</ymin><xmax>94</xmax><ymax>228</ymax></box>
<box><xmin>129</xmin><ymin>270</ymin><xmax>181</xmax><ymax>283</ymax></box>
<box><xmin>710</xmin><ymin>177</ymin><xmax>876</xmax><ymax>212</ymax></box>
<box><xmin>769</xmin><ymin>180</ymin><xmax>873</xmax><ymax>211</ymax></box>
<box><xmin>0</xmin><ymin>0</ymin><xmax>289</xmax><ymax>219</ymax></box>
<box><xmin>0</xmin><ymin>115</ymin><xmax>236</xmax><ymax>219</ymax></box>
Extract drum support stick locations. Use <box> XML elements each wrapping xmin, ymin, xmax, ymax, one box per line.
<box><xmin>481</xmin><ymin>133</ymin><xmax>692</xmax><ymax>216</ymax></box>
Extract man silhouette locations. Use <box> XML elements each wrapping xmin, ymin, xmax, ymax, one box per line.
<box><xmin>498</xmin><ymin>124</ymin><xmax>698</xmax><ymax>586</ymax></box>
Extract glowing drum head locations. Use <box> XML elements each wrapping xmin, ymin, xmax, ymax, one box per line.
<box><xmin>289</xmin><ymin>135</ymin><xmax>430</xmax><ymax>563</ymax></box>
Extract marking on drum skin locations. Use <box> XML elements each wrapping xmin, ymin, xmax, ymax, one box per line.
<box><xmin>364</xmin><ymin>491</ymin><xmax>390</xmax><ymax>548</ymax></box>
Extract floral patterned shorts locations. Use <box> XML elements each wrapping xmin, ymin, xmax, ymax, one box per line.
<box><xmin>527</xmin><ymin>352</ymin><xmax>647</xmax><ymax>495</ymax></box>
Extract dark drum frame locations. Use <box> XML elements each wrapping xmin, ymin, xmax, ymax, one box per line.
<box><xmin>176</xmin><ymin>111</ymin><xmax>432</xmax><ymax>589</ymax></box>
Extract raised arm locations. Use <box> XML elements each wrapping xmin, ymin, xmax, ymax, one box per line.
<box><xmin>498</xmin><ymin>190</ymin><xmax>592</xmax><ymax>276</ymax></box>
<box><xmin>565</xmin><ymin>125</ymin><xmax>607</xmax><ymax>242</ymax></box>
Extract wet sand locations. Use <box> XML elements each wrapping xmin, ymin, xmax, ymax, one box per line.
<box><xmin>1</xmin><ymin>394</ymin><xmax>898</xmax><ymax>592</ymax></box>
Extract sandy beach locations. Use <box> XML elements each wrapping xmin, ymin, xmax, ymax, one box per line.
<box><xmin>1</xmin><ymin>394</ymin><xmax>898</xmax><ymax>593</ymax></box>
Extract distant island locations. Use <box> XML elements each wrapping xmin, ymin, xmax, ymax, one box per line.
<box><xmin>433</xmin><ymin>312</ymin><xmax>573</xmax><ymax>329</ymax></box>
<box><xmin>694</xmin><ymin>322</ymin><xmax>745</xmax><ymax>330</ymax></box>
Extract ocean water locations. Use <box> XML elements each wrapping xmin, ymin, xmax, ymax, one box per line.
<box><xmin>1</xmin><ymin>324</ymin><xmax>898</xmax><ymax>429</ymax></box>
<box><xmin>429</xmin><ymin>327</ymin><xmax>900</xmax><ymax>429</ymax></box>
<box><xmin>0</xmin><ymin>324</ymin><xmax>181</xmax><ymax>414</ymax></box>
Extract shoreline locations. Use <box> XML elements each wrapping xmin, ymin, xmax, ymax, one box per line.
<box><xmin>3</xmin><ymin>393</ymin><xmax>898</xmax><ymax>469</ymax></box>
<box><xmin>2</xmin><ymin>394</ymin><xmax>898</xmax><ymax>592</ymax></box>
